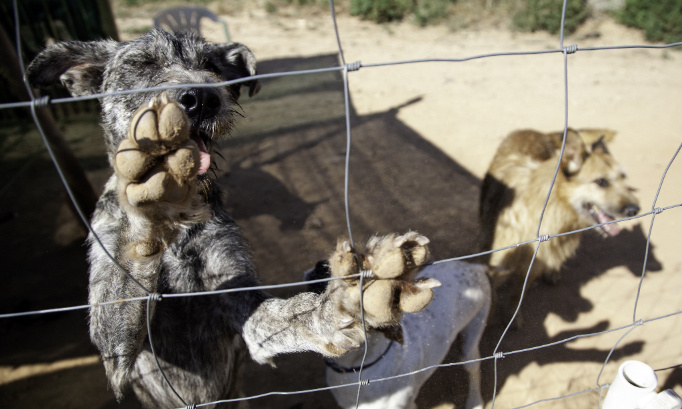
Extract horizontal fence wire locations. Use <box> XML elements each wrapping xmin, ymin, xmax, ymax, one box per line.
<box><xmin>3</xmin><ymin>0</ymin><xmax>682</xmax><ymax>408</ymax></box>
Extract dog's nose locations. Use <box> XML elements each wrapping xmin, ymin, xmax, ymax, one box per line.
<box><xmin>622</xmin><ymin>204</ymin><xmax>639</xmax><ymax>217</ymax></box>
<box><xmin>178</xmin><ymin>88</ymin><xmax>221</xmax><ymax>119</ymax></box>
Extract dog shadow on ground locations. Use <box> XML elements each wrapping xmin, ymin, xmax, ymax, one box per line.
<box><xmin>472</xmin><ymin>223</ymin><xmax>663</xmax><ymax>406</ymax></box>
<box><xmin>0</xmin><ymin>53</ymin><xmax>666</xmax><ymax>409</ymax></box>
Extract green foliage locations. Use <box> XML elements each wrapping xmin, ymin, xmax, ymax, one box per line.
<box><xmin>348</xmin><ymin>0</ymin><xmax>452</xmax><ymax>25</ymax></box>
<box><xmin>123</xmin><ymin>0</ymin><xmax>211</xmax><ymax>5</ymax></box>
<box><xmin>347</xmin><ymin>0</ymin><xmax>590</xmax><ymax>31</ymax></box>
<box><xmin>350</xmin><ymin>0</ymin><xmax>414</xmax><ymax>23</ymax></box>
<box><xmin>512</xmin><ymin>0</ymin><xmax>589</xmax><ymax>35</ymax></box>
<box><xmin>414</xmin><ymin>0</ymin><xmax>450</xmax><ymax>26</ymax></box>
<box><xmin>618</xmin><ymin>0</ymin><xmax>682</xmax><ymax>44</ymax></box>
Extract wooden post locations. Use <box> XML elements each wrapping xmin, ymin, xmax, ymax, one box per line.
<box><xmin>95</xmin><ymin>0</ymin><xmax>120</xmax><ymax>41</ymax></box>
<box><xmin>0</xmin><ymin>25</ymin><xmax>98</xmax><ymax>227</ymax></box>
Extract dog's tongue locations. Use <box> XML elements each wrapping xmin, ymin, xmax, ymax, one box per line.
<box><xmin>596</xmin><ymin>207</ymin><xmax>621</xmax><ymax>236</ymax></box>
<box><xmin>192</xmin><ymin>136</ymin><xmax>211</xmax><ymax>175</ymax></box>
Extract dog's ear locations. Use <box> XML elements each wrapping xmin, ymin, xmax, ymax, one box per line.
<box><xmin>561</xmin><ymin>129</ymin><xmax>588</xmax><ymax>175</ymax></box>
<box><xmin>574</xmin><ymin>128</ymin><xmax>615</xmax><ymax>156</ymax></box>
<box><xmin>26</xmin><ymin>40</ymin><xmax>116</xmax><ymax>96</ymax></box>
<box><xmin>206</xmin><ymin>42</ymin><xmax>261</xmax><ymax>98</ymax></box>
<box><xmin>589</xmin><ymin>135</ymin><xmax>610</xmax><ymax>155</ymax></box>
<box><xmin>578</xmin><ymin>128</ymin><xmax>616</xmax><ymax>146</ymax></box>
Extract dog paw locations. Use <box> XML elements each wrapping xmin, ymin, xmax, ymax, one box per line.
<box><xmin>114</xmin><ymin>93</ymin><xmax>204</xmax><ymax>207</ymax></box>
<box><xmin>328</xmin><ymin>232</ymin><xmax>440</xmax><ymax>328</ymax></box>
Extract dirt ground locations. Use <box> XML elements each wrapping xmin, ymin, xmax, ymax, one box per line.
<box><xmin>1</xmin><ymin>4</ymin><xmax>682</xmax><ymax>409</ymax></box>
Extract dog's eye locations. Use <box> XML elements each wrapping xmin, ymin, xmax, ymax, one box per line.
<box><xmin>594</xmin><ymin>178</ymin><xmax>610</xmax><ymax>188</ymax></box>
<box><xmin>128</xmin><ymin>59</ymin><xmax>157</xmax><ymax>69</ymax></box>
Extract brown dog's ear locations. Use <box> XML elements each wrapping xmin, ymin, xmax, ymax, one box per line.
<box><xmin>578</xmin><ymin>128</ymin><xmax>616</xmax><ymax>147</ymax></box>
<box><xmin>562</xmin><ymin>129</ymin><xmax>587</xmax><ymax>175</ymax></box>
<box><xmin>207</xmin><ymin>42</ymin><xmax>261</xmax><ymax>99</ymax></box>
<box><xmin>589</xmin><ymin>135</ymin><xmax>610</xmax><ymax>155</ymax></box>
<box><xmin>26</xmin><ymin>40</ymin><xmax>116</xmax><ymax>96</ymax></box>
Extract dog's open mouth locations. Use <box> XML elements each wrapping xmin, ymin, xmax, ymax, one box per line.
<box><xmin>585</xmin><ymin>203</ymin><xmax>621</xmax><ymax>237</ymax></box>
<box><xmin>191</xmin><ymin>131</ymin><xmax>212</xmax><ymax>175</ymax></box>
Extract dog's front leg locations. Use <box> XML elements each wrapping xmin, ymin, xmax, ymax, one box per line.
<box><xmin>88</xmin><ymin>95</ymin><xmax>211</xmax><ymax>398</ymax></box>
<box><xmin>243</xmin><ymin>232</ymin><xmax>440</xmax><ymax>365</ymax></box>
<box><xmin>87</xmin><ymin>200</ymin><xmax>166</xmax><ymax>399</ymax></box>
<box><xmin>113</xmin><ymin>93</ymin><xmax>212</xmax><ymax>256</ymax></box>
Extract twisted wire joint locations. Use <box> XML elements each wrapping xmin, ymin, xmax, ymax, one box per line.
<box><xmin>564</xmin><ymin>44</ymin><xmax>578</xmax><ymax>54</ymax></box>
<box><xmin>149</xmin><ymin>293</ymin><xmax>163</xmax><ymax>302</ymax></box>
<box><xmin>32</xmin><ymin>95</ymin><xmax>51</xmax><ymax>107</ymax></box>
<box><xmin>360</xmin><ymin>269</ymin><xmax>373</xmax><ymax>279</ymax></box>
<box><xmin>346</xmin><ymin>61</ymin><xmax>362</xmax><ymax>72</ymax></box>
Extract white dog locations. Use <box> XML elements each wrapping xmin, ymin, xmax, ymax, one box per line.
<box><xmin>307</xmin><ymin>260</ymin><xmax>491</xmax><ymax>409</ymax></box>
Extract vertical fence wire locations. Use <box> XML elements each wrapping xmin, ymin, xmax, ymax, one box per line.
<box><xmin>327</xmin><ymin>0</ymin><xmax>373</xmax><ymax>406</ymax></box>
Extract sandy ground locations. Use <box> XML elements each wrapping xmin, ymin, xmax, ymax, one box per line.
<box><xmin>1</xmin><ymin>5</ymin><xmax>682</xmax><ymax>409</ymax></box>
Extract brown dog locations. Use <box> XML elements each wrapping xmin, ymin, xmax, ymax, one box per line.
<box><xmin>479</xmin><ymin>128</ymin><xmax>639</xmax><ymax>326</ymax></box>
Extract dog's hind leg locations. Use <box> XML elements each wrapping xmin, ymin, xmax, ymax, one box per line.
<box><xmin>459</xmin><ymin>278</ymin><xmax>490</xmax><ymax>409</ymax></box>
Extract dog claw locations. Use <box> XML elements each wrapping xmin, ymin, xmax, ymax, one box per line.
<box><xmin>415</xmin><ymin>277</ymin><xmax>442</xmax><ymax>289</ymax></box>
<box><xmin>393</xmin><ymin>232</ymin><xmax>430</xmax><ymax>248</ymax></box>
<box><xmin>338</xmin><ymin>318</ymin><xmax>355</xmax><ymax>329</ymax></box>
<box><xmin>414</xmin><ymin>235</ymin><xmax>430</xmax><ymax>246</ymax></box>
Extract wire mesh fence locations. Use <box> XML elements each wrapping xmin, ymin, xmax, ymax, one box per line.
<box><xmin>1</xmin><ymin>0</ymin><xmax>682</xmax><ymax>408</ymax></box>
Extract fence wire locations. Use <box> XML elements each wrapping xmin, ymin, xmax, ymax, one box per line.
<box><xmin>2</xmin><ymin>0</ymin><xmax>682</xmax><ymax>408</ymax></box>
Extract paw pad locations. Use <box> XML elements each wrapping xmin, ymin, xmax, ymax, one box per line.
<box><xmin>130</xmin><ymin>97</ymin><xmax>190</xmax><ymax>153</ymax></box>
<box><xmin>329</xmin><ymin>232</ymin><xmax>440</xmax><ymax>327</ymax></box>
<box><xmin>114</xmin><ymin>94</ymin><xmax>202</xmax><ymax>207</ymax></box>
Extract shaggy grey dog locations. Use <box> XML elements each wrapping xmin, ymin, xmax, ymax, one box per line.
<box><xmin>26</xmin><ymin>29</ymin><xmax>436</xmax><ymax>408</ymax></box>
